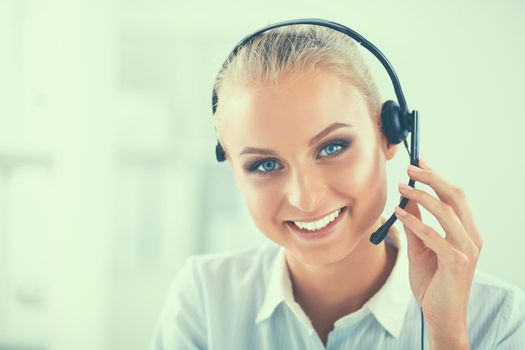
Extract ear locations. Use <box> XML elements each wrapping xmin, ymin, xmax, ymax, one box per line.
<box><xmin>380</xmin><ymin>131</ymin><xmax>399</xmax><ymax>161</ymax></box>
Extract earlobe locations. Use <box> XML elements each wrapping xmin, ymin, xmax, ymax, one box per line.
<box><xmin>380</xmin><ymin>130</ymin><xmax>398</xmax><ymax>161</ymax></box>
<box><xmin>385</xmin><ymin>142</ymin><xmax>398</xmax><ymax>160</ymax></box>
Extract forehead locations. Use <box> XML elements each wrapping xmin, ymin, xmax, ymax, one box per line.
<box><xmin>216</xmin><ymin>69</ymin><xmax>372</xmax><ymax>153</ymax></box>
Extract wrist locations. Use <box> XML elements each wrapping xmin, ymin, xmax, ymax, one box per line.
<box><xmin>428</xmin><ymin>326</ymin><xmax>469</xmax><ymax>350</ymax></box>
<box><xmin>423</xmin><ymin>308</ymin><xmax>469</xmax><ymax>350</ymax></box>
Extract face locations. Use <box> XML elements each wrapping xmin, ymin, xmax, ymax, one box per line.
<box><xmin>214</xmin><ymin>67</ymin><xmax>398</xmax><ymax>265</ymax></box>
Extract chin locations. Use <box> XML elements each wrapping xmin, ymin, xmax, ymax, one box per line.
<box><xmin>288</xmin><ymin>229</ymin><xmax>365</xmax><ymax>266</ymax></box>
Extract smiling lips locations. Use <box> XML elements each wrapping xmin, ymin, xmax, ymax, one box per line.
<box><xmin>288</xmin><ymin>207</ymin><xmax>346</xmax><ymax>232</ymax></box>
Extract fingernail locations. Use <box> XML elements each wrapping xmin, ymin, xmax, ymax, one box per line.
<box><xmin>408</xmin><ymin>164</ymin><xmax>422</xmax><ymax>173</ymax></box>
<box><xmin>395</xmin><ymin>206</ymin><xmax>408</xmax><ymax>216</ymax></box>
<box><xmin>399</xmin><ymin>182</ymin><xmax>412</xmax><ymax>191</ymax></box>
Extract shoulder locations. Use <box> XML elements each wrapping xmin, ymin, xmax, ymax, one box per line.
<box><xmin>468</xmin><ymin>270</ymin><xmax>525</xmax><ymax>348</ymax></box>
<box><xmin>175</xmin><ymin>241</ymin><xmax>281</xmax><ymax>292</ymax></box>
<box><xmin>186</xmin><ymin>240</ymin><xmax>279</xmax><ymax>271</ymax></box>
<box><xmin>152</xmin><ymin>242</ymin><xmax>281</xmax><ymax>349</ymax></box>
<box><xmin>470</xmin><ymin>269</ymin><xmax>525</xmax><ymax>310</ymax></box>
<box><xmin>472</xmin><ymin>268</ymin><xmax>523</xmax><ymax>291</ymax></box>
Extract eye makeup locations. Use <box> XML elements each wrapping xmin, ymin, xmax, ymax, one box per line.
<box><xmin>243</xmin><ymin>137</ymin><xmax>353</xmax><ymax>175</ymax></box>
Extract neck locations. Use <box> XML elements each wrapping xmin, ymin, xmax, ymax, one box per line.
<box><xmin>285</xmin><ymin>219</ymin><xmax>398</xmax><ymax>319</ymax></box>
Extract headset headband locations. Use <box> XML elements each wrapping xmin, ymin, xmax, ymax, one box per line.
<box><xmin>212</xmin><ymin>18</ymin><xmax>409</xmax><ymax>117</ymax></box>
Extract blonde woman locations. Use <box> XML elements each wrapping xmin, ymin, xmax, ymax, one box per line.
<box><xmin>152</xmin><ymin>20</ymin><xmax>525</xmax><ymax>349</ymax></box>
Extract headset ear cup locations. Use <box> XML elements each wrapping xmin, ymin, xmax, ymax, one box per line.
<box><xmin>215</xmin><ymin>142</ymin><xmax>226</xmax><ymax>162</ymax></box>
<box><xmin>380</xmin><ymin>100</ymin><xmax>408</xmax><ymax>144</ymax></box>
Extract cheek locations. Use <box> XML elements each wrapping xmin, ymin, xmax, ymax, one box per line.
<box><xmin>329</xmin><ymin>142</ymin><xmax>385</xmax><ymax>192</ymax></box>
<box><xmin>232</xmin><ymin>163</ymin><xmax>283</xmax><ymax>219</ymax></box>
<box><xmin>240</xmin><ymin>178</ymin><xmax>282</xmax><ymax>228</ymax></box>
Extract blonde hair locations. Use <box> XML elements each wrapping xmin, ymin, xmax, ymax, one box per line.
<box><xmin>213</xmin><ymin>24</ymin><xmax>383</xmax><ymax>125</ymax></box>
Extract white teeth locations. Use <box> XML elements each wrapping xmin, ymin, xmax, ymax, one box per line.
<box><xmin>293</xmin><ymin>208</ymin><xmax>343</xmax><ymax>231</ymax></box>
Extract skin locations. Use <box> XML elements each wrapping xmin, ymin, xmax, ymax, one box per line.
<box><xmin>396</xmin><ymin>160</ymin><xmax>482</xmax><ymax>350</ymax></box>
<box><xmin>214</xmin><ymin>67</ymin><xmax>482</xmax><ymax>349</ymax></box>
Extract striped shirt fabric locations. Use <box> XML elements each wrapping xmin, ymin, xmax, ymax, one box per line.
<box><xmin>151</xmin><ymin>222</ymin><xmax>525</xmax><ymax>349</ymax></box>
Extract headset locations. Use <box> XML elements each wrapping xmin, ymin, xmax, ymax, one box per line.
<box><xmin>211</xmin><ymin>19</ymin><xmax>423</xmax><ymax>348</ymax></box>
<box><xmin>211</xmin><ymin>18</ymin><xmax>420</xmax><ymax>245</ymax></box>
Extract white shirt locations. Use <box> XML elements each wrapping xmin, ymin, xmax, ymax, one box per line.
<box><xmin>151</xmin><ymin>222</ymin><xmax>525</xmax><ymax>349</ymax></box>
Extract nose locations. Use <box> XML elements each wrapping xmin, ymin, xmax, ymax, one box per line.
<box><xmin>285</xmin><ymin>168</ymin><xmax>327</xmax><ymax>213</ymax></box>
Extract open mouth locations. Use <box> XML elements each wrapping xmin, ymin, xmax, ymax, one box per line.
<box><xmin>285</xmin><ymin>206</ymin><xmax>348</xmax><ymax>239</ymax></box>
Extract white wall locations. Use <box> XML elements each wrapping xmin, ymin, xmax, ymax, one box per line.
<box><xmin>0</xmin><ymin>0</ymin><xmax>115</xmax><ymax>349</ymax></box>
<box><xmin>0</xmin><ymin>0</ymin><xmax>523</xmax><ymax>349</ymax></box>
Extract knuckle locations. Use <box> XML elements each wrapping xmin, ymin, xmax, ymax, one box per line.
<box><xmin>441</xmin><ymin>203</ymin><xmax>454</xmax><ymax>216</ymax></box>
<box><xmin>411</xmin><ymin>189</ymin><xmax>421</xmax><ymax>201</ymax></box>
<box><xmin>467</xmin><ymin>241</ymin><xmax>481</xmax><ymax>260</ymax></box>
<box><xmin>449</xmin><ymin>252</ymin><xmax>470</xmax><ymax>271</ymax></box>
<box><xmin>404</xmin><ymin>215</ymin><xmax>416</xmax><ymax>226</ymax></box>
<box><xmin>477</xmin><ymin>237</ymin><xmax>484</xmax><ymax>251</ymax></box>
<box><xmin>472</xmin><ymin>246</ymin><xmax>481</xmax><ymax>260</ymax></box>
<box><xmin>452</xmin><ymin>186</ymin><xmax>466</xmax><ymax>199</ymax></box>
<box><xmin>424</xmin><ymin>168</ymin><xmax>434</xmax><ymax>181</ymax></box>
<box><xmin>422</xmin><ymin>225</ymin><xmax>435</xmax><ymax>237</ymax></box>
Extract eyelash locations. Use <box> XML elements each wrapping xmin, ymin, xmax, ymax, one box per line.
<box><xmin>247</xmin><ymin>139</ymin><xmax>351</xmax><ymax>175</ymax></box>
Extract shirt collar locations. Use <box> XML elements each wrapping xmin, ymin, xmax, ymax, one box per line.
<box><xmin>254</xmin><ymin>241</ymin><xmax>294</xmax><ymax>324</ymax></box>
<box><xmin>254</xmin><ymin>219</ymin><xmax>412</xmax><ymax>338</ymax></box>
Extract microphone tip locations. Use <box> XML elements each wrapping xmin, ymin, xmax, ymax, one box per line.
<box><xmin>369</xmin><ymin>225</ymin><xmax>389</xmax><ymax>245</ymax></box>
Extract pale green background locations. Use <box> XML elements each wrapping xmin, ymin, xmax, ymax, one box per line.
<box><xmin>0</xmin><ymin>0</ymin><xmax>523</xmax><ymax>349</ymax></box>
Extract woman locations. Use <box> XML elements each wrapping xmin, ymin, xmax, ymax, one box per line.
<box><xmin>152</xmin><ymin>23</ymin><xmax>525</xmax><ymax>349</ymax></box>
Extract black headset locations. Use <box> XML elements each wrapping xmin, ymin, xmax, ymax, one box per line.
<box><xmin>211</xmin><ymin>18</ymin><xmax>420</xmax><ymax>246</ymax></box>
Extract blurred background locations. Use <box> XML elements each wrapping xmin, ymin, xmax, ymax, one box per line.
<box><xmin>0</xmin><ymin>0</ymin><xmax>523</xmax><ymax>349</ymax></box>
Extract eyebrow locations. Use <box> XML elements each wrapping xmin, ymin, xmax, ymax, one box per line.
<box><xmin>239</xmin><ymin>122</ymin><xmax>353</xmax><ymax>157</ymax></box>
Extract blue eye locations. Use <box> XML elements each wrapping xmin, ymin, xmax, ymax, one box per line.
<box><xmin>249</xmin><ymin>159</ymin><xmax>283</xmax><ymax>174</ymax></box>
<box><xmin>317</xmin><ymin>141</ymin><xmax>349</xmax><ymax>158</ymax></box>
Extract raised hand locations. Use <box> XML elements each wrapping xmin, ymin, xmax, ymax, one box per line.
<box><xmin>394</xmin><ymin>159</ymin><xmax>483</xmax><ymax>350</ymax></box>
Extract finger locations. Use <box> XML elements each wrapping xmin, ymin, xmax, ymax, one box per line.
<box><xmin>398</xmin><ymin>182</ymin><xmax>475</xmax><ymax>255</ymax></box>
<box><xmin>418</xmin><ymin>158</ymin><xmax>431</xmax><ymax>170</ymax></box>
<box><xmin>398</xmin><ymin>196</ymin><xmax>426</xmax><ymax>256</ymax></box>
<box><xmin>407</xmin><ymin>159</ymin><xmax>483</xmax><ymax>250</ymax></box>
<box><xmin>395</xmin><ymin>206</ymin><xmax>468</xmax><ymax>268</ymax></box>
<box><xmin>404</xmin><ymin>192</ymin><xmax>421</xmax><ymax>220</ymax></box>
